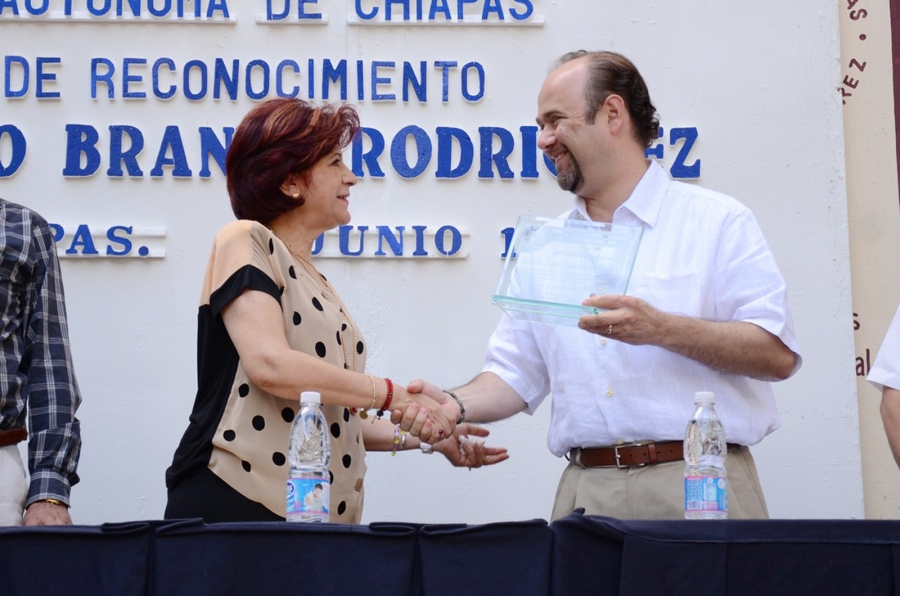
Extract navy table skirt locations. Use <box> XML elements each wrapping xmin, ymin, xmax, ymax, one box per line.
<box><xmin>2</xmin><ymin>513</ymin><xmax>899</xmax><ymax>595</ymax></box>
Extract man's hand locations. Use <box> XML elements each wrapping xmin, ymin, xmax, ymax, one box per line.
<box><xmin>578</xmin><ymin>294</ymin><xmax>667</xmax><ymax>345</ymax></box>
<box><xmin>579</xmin><ymin>293</ymin><xmax>797</xmax><ymax>380</ymax></box>
<box><xmin>23</xmin><ymin>501</ymin><xmax>72</xmax><ymax>526</ymax></box>
<box><xmin>390</xmin><ymin>382</ymin><xmax>458</xmax><ymax>443</ymax></box>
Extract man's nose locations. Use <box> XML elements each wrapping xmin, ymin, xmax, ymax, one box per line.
<box><xmin>537</xmin><ymin>127</ymin><xmax>554</xmax><ymax>152</ymax></box>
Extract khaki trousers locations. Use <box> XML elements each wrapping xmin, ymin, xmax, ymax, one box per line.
<box><xmin>0</xmin><ymin>445</ymin><xmax>27</xmax><ymax>526</ymax></box>
<box><xmin>551</xmin><ymin>445</ymin><xmax>769</xmax><ymax>521</ymax></box>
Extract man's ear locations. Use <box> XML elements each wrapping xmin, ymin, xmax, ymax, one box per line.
<box><xmin>604</xmin><ymin>94</ymin><xmax>627</xmax><ymax>135</ymax></box>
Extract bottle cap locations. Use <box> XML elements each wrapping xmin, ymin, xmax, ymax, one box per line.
<box><xmin>694</xmin><ymin>391</ymin><xmax>715</xmax><ymax>404</ymax></box>
<box><xmin>300</xmin><ymin>391</ymin><xmax>321</xmax><ymax>404</ymax></box>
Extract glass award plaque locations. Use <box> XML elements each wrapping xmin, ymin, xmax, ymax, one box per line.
<box><xmin>492</xmin><ymin>215</ymin><xmax>644</xmax><ymax>326</ymax></box>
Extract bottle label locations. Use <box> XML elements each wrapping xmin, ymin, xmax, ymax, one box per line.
<box><xmin>286</xmin><ymin>476</ymin><xmax>330</xmax><ymax>516</ymax></box>
<box><xmin>684</xmin><ymin>476</ymin><xmax>727</xmax><ymax>514</ymax></box>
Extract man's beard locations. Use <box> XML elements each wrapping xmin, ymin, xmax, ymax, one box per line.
<box><xmin>555</xmin><ymin>152</ymin><xmax>583</xmax><ymax>193</ymax></box>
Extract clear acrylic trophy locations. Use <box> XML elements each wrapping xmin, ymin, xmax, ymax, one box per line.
<box><xmin>492</xmin><ymin>215</ymin><xmax>644</xmax><ymax>326</ymax></box>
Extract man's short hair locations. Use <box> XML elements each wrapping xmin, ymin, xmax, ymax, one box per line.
<box><xmin>556</xmin><ymin>50</ymin><xmax>660</xmax><ymax>149</ymax></box>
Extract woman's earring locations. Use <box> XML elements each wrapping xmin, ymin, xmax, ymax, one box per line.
<box><xmin>291</xmin><ymin>192</ymin><xmax>300</xmax><ymax>199</ymax></box>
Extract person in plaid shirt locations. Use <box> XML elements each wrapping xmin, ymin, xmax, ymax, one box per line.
<box><xmin>0</xmin><ymin>198</ymin><xmax>82</xmax><ymax>526</ymax></box>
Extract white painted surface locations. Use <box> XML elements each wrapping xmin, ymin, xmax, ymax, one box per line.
<box><xmin>1</xmin><ymin>0</ymin><xmax>861</xmax><ymax>523</ymax></box>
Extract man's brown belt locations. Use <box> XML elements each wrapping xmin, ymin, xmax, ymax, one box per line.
<box><xmin>0</xmin><ymin>428</ymin><xmax>27</xmax><ymax>448</ymax></box>
<box><xmin>569</xmin><ymin>441</ymin><xmax>740</xmax><ymax>468</ymax></box>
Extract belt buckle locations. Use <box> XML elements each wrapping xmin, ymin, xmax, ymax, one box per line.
<box><xmin>614</xmin><ymin>442</ymin><xmax>645</xmax><ymax>468</ymax></box>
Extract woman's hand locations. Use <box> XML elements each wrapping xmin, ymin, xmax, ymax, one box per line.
<box><xmin>431</xmin><ymin>423</ymin><xmax>509</xmax><ymax>468</ymax></box>
<box><xmin>390</xmin><ymin>383</ymin><xmax>457</xmax><ymax>444</ymax></box>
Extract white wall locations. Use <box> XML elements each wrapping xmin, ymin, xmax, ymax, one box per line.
<box><xmin>1</xmin><ymin>0</ymin><xmax>860</xmax><ymax>523</ymax></box>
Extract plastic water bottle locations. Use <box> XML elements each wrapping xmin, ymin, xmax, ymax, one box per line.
<box><xmin>286</xmin><ymin>391</ymin><xmax>331</xmax><ymax>523</ymax></box>
<box><xmin>684</xmin><ymin>391</ymin><xmax>728</xmax><ymax>519</ymax></box>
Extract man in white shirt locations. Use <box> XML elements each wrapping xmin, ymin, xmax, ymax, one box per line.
<box><xmin>868</xmin><ymin>305</ymin><xmax>900</xmax><ymax>467</ymax></box>
<box><xmin>409</xmin><ymin>50</ymin><xmax>801</xmax><ymax>520</ymax></box>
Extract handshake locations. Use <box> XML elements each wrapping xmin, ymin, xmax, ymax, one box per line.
<box><xmin>386</xmin><ymin>379</ymin><xmax>508</xmax><ymax>469</ymax></box>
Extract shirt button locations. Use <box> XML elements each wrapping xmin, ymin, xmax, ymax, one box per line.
<box><xmin>599</xmin><ymin>337</ymin><xmax>607</xmax><ymax>345</ymax></box>
<box><xmin>606</xmin><ymin>389</ymin><xmax>614</xmax><ymax>397</ymax></box>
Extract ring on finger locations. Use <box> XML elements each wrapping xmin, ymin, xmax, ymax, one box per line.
<box><xmin>607</xmin><ymin>324</ymin><xmax>614</xmax><ymax>335</ymax></box>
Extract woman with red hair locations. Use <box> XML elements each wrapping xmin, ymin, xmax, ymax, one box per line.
<box><xmin>165</xmin><ymin>99</ymin><xmax>506</xmax><ymax>523</ymax></box>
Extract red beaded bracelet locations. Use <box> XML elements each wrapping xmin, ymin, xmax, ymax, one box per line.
<box><xmin>376</xmin><ymin>377</ymin><xmax>394</xmax><ymax>419</ymax></box>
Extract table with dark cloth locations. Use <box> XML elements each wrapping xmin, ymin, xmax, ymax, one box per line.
<box><xmin>2</xmin><ymin>513</ymin><xmax>899</xmax><ymax>595</ymax></box>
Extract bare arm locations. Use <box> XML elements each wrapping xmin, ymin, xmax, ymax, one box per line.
<box><xmin>407</xmin><ymin>372</ymin><xmax>527</xmax><ymax>424</ymax></box>
<box><xmin>881</xmin><ymin>387</ymin><xmax>900</xmax><ymax>468</ymax></box>
<box><xmin>580</xmin><ymin>294</ymin><xmax>798</xmax><ymax>381</ymax></box>
<box><xmin>222</xmin><ymin>288</ymin><xmax>454</xmax><ymax>442</ymax></box>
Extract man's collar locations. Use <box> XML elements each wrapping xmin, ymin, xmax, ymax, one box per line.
<box><xmin>571</xmin><ymin>161</ymin><xmax>669</xmax><ymax>227</ymax></box>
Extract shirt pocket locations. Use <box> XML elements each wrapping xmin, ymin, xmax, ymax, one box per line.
<box><xmin>629</xmin><ymin>271</ymin><xmax>704</xmax><ymax>317</ymax></box>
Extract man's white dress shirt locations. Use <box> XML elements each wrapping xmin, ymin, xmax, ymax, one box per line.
<box><xmin>484</xmin><ymin>162</ymin><xmax>801</xmax><ymax>456</ymax></box>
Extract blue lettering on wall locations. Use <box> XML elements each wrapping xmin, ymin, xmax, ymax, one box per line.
<box><xmin>267</xmin><ymin>0</ymin><xmax>288</xmax><ymax>19</ymax></box>
<box><xmin>309</xmin><ymin>224</ymin><xmax>464</xmax><ymax>258</ymax></box>
<box><xmin>4</xmin><ymin>56</ymin><xmax>28</xmax><ymax>98</ymax></box>
<box><xmin>371</xmin><ymin>61</ymin><xmax>395</xmax><ymax>101</ymax></box>
<box><xmin>435</xmin><ymin>127</ymin><xmax>473</xmax><ymax>179</ymax></box>
<box><xmin>122</xmin><ymin>57</ymin><xmax>146</xmax><ymax>99</ymax></box>
<box><xmin>402</xmin><ymin>61</ymin><xmax>426</xmax><ymax>102</ymax></box>
<box><xmin>350</xmin><ymin>0</ymin><xmax>534</xmax><ymax>22</ymax></box>
<box><xmin>66</xmin><ymin>224</ymin><xmax>100</xmax><ymax>255</ymax></box>
<box><xmin>322</xmin><ymin>59</ymin><xmax>347</xmax><ymax>100</ymax></box>
<box><xmin>266</xmin><ymin>0</ymin><xmax>319</xmax><ymax>19</ymax></box>
<box><xmin>150</xmin><ymin>125</ymin><xmax>191</xmax><ymax>177</ymax></box>
<box><xmin>478</xmin><ymin>126</ymin><xmax>514</xmax><ymax>178</ymax></box>
<box><xmin>83</xmin><ymin>57</ymin><xmax>486</xmax><ymax>103</ymax></box>
<box><xmin>433</xmin><ymin>61</ymin><xmax>456</xmax><ymax>102</ymax></box>
<box><xmin>434</xmin><ymin>225</ymin><xmax>462</xmax><ymax>255</ymax></box>
<box><xmin>147</xmin><ymin>0</ymin><xmax>169</xmax><ymax>16</ymax></box>
<box><xmin>500</xmin><ymin>226</ymin><xmax>515</xmax><ymax>258</ymax></box>
<box><xmin>352</xmin><ymin>127</ymin><xmax>387</xmax><ymax>178</ymax></box>
<box><xmin>214</xmin><ymin>59</ymin><xmax>239</xmax><ymax>100</ymax></box>
<box><xmin>199</xmin><ymin>126</ymin><xmax>234</xmax><ymax>178</ymax></box>
<box><xmin>276</xmin><ymin>60</ymin><xmax>301</xmax><ymax>98</ymax></box>
<box><xmin>1</xmin><ymin>0</ymin><xmax>231</xmax><ymax>17</ymax></box>
<box><xmin>642</xmin><ymin>126</ymin><xmax>701</xmax><ymax>179</ymax></box>
<box><xmin>669</xmin><ymin>127</ymin><xmax>701</xmax><ymax>178</ymax></box>
<box><xmin>509</xmin><ymin>0</ymin><xmax>532</xmax><ymax>19</ymax></box>
<box><xmin>412</xmin><ymin>225</ymin><xmax>428</xmax><ymax>256</ymax></box>
<box><xmin>63</xmin><ymin>124</ymin><xmax>102</xmax><ymax>177</ymax></box>
<box><xmin>183</xmin><ymin>59</ymin><xmax>208</xmax><ymax>100</ymax></box>
<box><xmin>48</xmin><ymin>224</ymin><xmax>162</xmax><ymax>258</ymax></box>
<box><xmin>108</xmin><ymin>125</ymin><xmax>144</xmax><ymax>177</ymax></box>
<box><xmin>390</xmin><ymin>125</ymin><xmax>431</xmax><ymax>178</ymax></box>
<box><xmin>91</xmin><ymin>58</ymin><xmax>115</xmax><ymax>99</ymax></box>
<box><xmin>375</xmin><ymin>225</ymin><xmax>405</xmax><ymax>256</ymax></box>
<box><xmin>0</xmin><ymin>124</ymin><xmax>26</xmax><ymax>177</ymax></box>
<box><xmin>35</xmin><ymin>57</ymin><xmax>61</xmax><ymax>98</ymax></box>
<box><xmin>53</xmin><ymin>122</ymin><xmax>700</xmax><ymax>181</ymax></box>
<box><xmin>460</xmin><ymin>61</ymin><xmax>484</xmax><ymax>101</ymax></box>
<box><xmin>339</xmin><ymin>225</ymin><xmax>368</xmax><ymax>256</ymax></box>
<box><xmin>106</xmin><ymin>225</ymin><xmax>133</xmax><ymax>256</ymax></box>
<box><xmin>152</xmin><ymin>57</ymin><xmax>176</xmax><ymax>99</ymax></box>
<box><xmin>519</xmin><ymin>125</ymin><xmax>538</xmax><ymax>179</ymax></box>
<box><xmin>245</xmin><ymin>59</ymin><xmax>270</xmax><ymax>100</ymax></box>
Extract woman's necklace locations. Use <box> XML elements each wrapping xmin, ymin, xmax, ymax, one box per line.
<box><xmin>269</xmin><ymin>227</ymin><xmax>358</xmax><ymax>374</ymax></box>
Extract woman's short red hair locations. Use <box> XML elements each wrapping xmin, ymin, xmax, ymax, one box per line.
<box><xmin>225</xmin><ymin>99</ymin><xmax>361</xmax><ymax>224</ymax></box>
